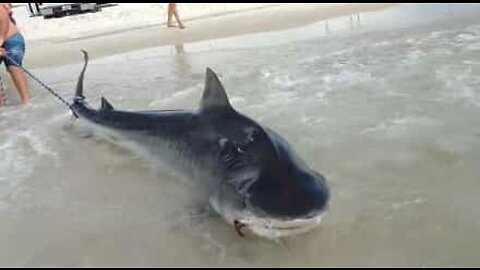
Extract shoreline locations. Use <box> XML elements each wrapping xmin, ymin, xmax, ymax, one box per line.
<box><xmin>24</xmin><ymin>4</ymin><xmax>397</xmax><ymax>69</ymax></box>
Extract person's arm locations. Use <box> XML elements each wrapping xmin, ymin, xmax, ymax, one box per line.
<box><xmin>0</xmin><ymin>5</ymin><xmax>10</xmax><ymax>46</ymax></box>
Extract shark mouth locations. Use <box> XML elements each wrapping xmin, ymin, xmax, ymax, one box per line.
<box><xmin>219</xmin><ymin>210</ymin><xmax>323</xmax><ymax>239</ymax></box>
<box><xmin>236</xmin><ymin>214</ymin><xmax>325</xmax><ymax>239</ymax></box>
<box><xmin>210</xmin><ymin>197</ymin><xmax>326</xmax><ymax>239</ymax></box>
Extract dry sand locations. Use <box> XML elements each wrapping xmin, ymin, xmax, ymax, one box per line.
<box><xmin>24</xmin><ymin>4</ymin><xmax>396</xmax><ymax>69</ymax></box>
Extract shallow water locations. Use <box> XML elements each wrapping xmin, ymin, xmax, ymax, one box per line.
<box><xmin>1</xmin><ymin>4</ymin><xmax>480</xmax><ymax>267</ymax></box>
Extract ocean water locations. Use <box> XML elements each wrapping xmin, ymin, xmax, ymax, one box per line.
<box><xmin>1</xmin><ymin>4</ymin><xmax>480</xmax><ymax>267</ymax></box>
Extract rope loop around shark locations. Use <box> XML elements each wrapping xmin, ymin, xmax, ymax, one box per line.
<box><xmin>70</xmin><ymin>50</ymin><xmax>330</xmax><ymax>239</ymax></box>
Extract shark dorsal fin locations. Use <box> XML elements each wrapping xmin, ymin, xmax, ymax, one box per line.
<box><xmin>100</xmin><ymin>97</ymin><xmax>114</xmax><ymax>111</ymax></box>
<box><xmin>199</xmin><ymin>68</ymin><xmax>233</xmax><ymax>112</ymax></box>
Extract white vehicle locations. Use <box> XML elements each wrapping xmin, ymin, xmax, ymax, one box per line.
<box><xmin>26</xmin><ymin>3</ymin><xmax>116</xmax><ymax>19</ymax></box>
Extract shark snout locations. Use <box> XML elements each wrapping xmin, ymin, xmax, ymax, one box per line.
<box><xmin>246</xmin><ymin>168</ymin><xmax>330</xmax><ymax>221</ymax></box>
<box><xmin>226</xmin><ymin>169</ymin><xmax>329</xmax><ymax>238</ymax></box>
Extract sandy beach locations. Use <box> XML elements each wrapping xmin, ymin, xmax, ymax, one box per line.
<box><xmin>18</xmin><ymin>4</ymin><xmax>396</xmax><ymax>68</ymax></box>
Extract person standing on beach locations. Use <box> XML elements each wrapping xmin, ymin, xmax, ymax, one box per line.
<box><xmin>0</xmin><ymin>3</ymin><xmax>29</xmax><ymax>105</ymax></box>
<box><xmin>167</xmin><ymin>3</ymin><xmax>185</xmax><ymax>29</ymax></box>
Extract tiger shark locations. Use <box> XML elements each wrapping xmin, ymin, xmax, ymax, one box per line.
<box><xmin>69</xmin><ymin>50</ymin><xmax>330</xmax><ymax>239</ymax></box>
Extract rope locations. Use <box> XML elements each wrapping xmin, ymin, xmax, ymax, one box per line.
<box><xmin>3</xmin><ymin>53</ymin><xmax>71</xmax><ymax>108</ymax></box>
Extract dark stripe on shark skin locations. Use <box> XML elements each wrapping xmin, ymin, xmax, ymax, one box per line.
<box><xmin>69</xmin><ymin>50</ymin><xmax>330</xmax><ymax>238</ymax></box>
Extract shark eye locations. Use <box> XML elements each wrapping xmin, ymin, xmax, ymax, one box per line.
<box><xmin>218</xmin><ymin>138</ymin><xmax>247</xmax><ymax>155</ymax></box>
<box><xmin>246</xmin><ymin>128</ymin><xmax>260</xmax><ymax>142</ymax></box>
<box><xmin>238</xmin><ymin>128</ymin><xmax>260</xmax><ymax>151</ymax></box>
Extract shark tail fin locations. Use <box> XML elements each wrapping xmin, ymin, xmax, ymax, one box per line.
<box><xmin>74</xmin><ymin>50</ymin><xmax>89</xmax><ymax>102</ymax></box>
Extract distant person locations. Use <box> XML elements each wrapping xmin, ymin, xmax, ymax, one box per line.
<box><xmin>26</xmin><ymin>3</ymin><xmax>41</xmax><ymax>17</ymax></box>
<box><xmin>0</xmin><ymin>3</ymin><xmax>29</xmax><ymax>105</ymax></box>
<box><xmin>167</xmin><ymin>3</ymin><xmax>185</xmax><ymax>29</ymax></box>
<box><xmin>34</xmin><ymin>3</ymin><xmax>42</xmax><ymax>14</ymax></box>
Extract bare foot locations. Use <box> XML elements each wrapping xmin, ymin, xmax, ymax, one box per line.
<box><xmin>21</xmin><ymin>97</ymin><xmax>30</xmax><ymax>104</ymax></box>
<box><xmin>179</xmin><ymin>23</ymin><xmax>186</xmax><ymax>29</ymax></box>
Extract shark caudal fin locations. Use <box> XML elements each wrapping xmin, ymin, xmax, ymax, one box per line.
<box><xmin>74</xmin><ymin>50</ymin><xmax>89</xmax><ymax>101</ymax></box>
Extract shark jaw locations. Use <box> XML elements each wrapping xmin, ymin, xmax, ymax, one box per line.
<box><xmin>210</xmin><ymin>196</ymin><xmax>325</xmax><ymax>239</ymax></box>
<box><xmin>237</xmin><ymin>214</ymin><xmax>324</xmax><ymax>239</ymax></box>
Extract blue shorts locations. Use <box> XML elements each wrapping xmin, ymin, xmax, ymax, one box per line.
<box><xmin>1</xmin><ymin>33</ymin><xmax>25</xmax><ymax>67</ymax></box>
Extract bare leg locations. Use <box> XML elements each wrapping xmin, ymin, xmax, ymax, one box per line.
<box><xmin>168</xmin><ymin>3</ymin><xmax>185</xmax><ymax>29</ymax></box>
<box><xmin>7</xmin><ymin>66</ymin><xmax>30</xmax><ymax>104</ymax></box>
<box><xmin>167</xmin><ymin>3</ymin><xmax>176</xmax><ymax>27</ymax></box>
<box><xmin>173</xmin><ymin>9</ymin><xmax>185</xmax><ymax>29</ymax></box>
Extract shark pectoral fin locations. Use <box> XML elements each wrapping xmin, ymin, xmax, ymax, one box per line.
<box><xmin>100</xmin><ymin>97</ymin><xmax>114</xmax><ymax>111</ymax></box>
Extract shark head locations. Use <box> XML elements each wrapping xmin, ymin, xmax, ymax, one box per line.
<box><xmin>201</xmin><ymin>68</ymin><xmax>330</xmax><ymax>239</ymax></box>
